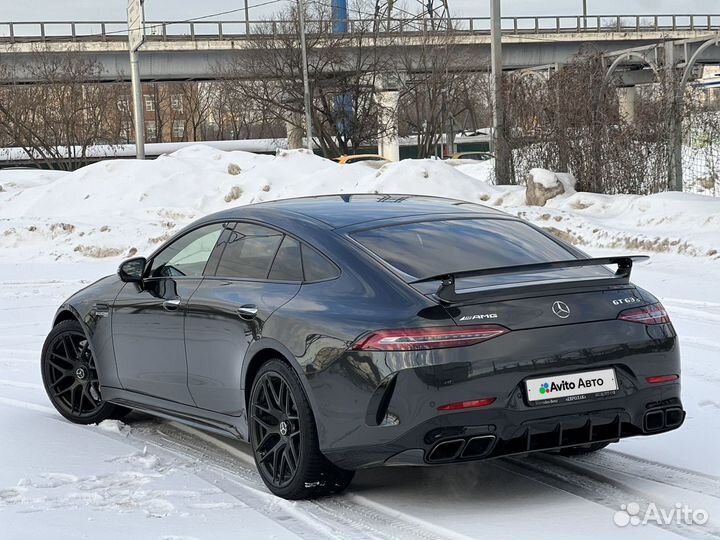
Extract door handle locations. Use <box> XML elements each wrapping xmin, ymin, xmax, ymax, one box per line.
<box><xmin>162</xmin><ymin>299</ymin><xmax>182</xmax><ymax>311</ymax></box>
<box><xmin>237</xmin><ymin>304</ymin><xmax>258</xmax><ymax>319</ymax></box>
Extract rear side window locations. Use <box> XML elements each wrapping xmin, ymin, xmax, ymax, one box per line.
<box><xmin>301</xmin><ymin>244</ymin><xmax>339</xmax><ymax>282</ymax></box>
<box><xmin>211</xmin><ymin>222</ymin><xmax>338</xmax><ymax>282</ymax></box>
<box><xmin>215</xmin><ymin>224</ymin><xmax>283</xmax><ymax>279</ymax></box>
<box><xmin>268</xmin><ymin>236</ymin><xmax>303</xmax><ymax>281</ymax></box>
<box><xmin>350</xmin><ymin>218</ymin><xmax>575</xmax><ymax>279</ymax></box>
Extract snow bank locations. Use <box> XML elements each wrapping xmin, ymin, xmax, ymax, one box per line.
<box><xmin>0</xmin><ymin>168</ymin><xmax>67</xmax><ymax>192</ymax></box>
<box><xmin>0</xmin><ymin>144</ymin><xmax>718</xmax><ymax>262</ymax></box>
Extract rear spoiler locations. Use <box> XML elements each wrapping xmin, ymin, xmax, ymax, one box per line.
<box><xmin>411</xmin><ymin>255</ymin><xmax>650</xmax><ymax>304</ymax></box>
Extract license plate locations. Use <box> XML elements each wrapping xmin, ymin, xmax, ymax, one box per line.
<box><xmin>525</xmin><ymin>368</ymin><xmax>618</xmax><ymax>404</ymax></box>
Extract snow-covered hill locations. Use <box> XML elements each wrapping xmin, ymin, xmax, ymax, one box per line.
<box><xmin>1</xmin><ymin>145</ymin><xmax>719</xmax><ymax>263</ymax></box>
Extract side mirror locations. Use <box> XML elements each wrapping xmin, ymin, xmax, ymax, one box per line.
<box><xmin>118</xmin><ymin>257</ymin><xmax>147</xmax><ymax>283</ymax></box>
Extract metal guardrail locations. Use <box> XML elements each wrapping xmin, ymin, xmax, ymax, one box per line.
<box><xmin>0</xmin><ymin>15</ymin><xmax>719</xmax><ymax>42</ymax></box>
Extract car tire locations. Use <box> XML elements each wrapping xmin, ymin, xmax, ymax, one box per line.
<box><xmin>41</xmin><ymin>320</ymin><xmax>130</xmax><ymax>425</ymax></box>
<box><xmin>249</xmin><ymin>359</ymin><xmax>354</xmax><ymax>499</ymax></box>
<box><xmin>558</xmin><ymin>441</ymin><xmax>611</xmax><ymax>456</ymax></box>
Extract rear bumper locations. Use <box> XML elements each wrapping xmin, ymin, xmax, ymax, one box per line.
<box><xmin>324</xmin><ymin>389</ymin><xmax>684</xmax><ymax>468</ymax></box>
<box><xmin>311</xmin><ymin>321</ymin><xmax>683</xmax><ymax>469</ymax></box>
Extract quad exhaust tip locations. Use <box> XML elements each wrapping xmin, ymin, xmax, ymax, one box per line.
<box><xmin>644</xmin><ymin>407</ymin><xmax>684</xmax><ymax>432</ymax></box>
<box><xmin>427</xmin><ymin>435</ymin><xmax>496</xmax><ymax>462</ymax></box>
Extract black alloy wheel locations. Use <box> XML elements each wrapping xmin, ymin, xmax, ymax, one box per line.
<box><xmin>249</xmin><ymin>359</ymin><xmax>354</xmax><ymax>499</ymax></box>
<box><xmin>250</xmin><ymin>370</ymin><xmax>302</xmax><ymax>488</ymax></box>
<box><xmin>41</xmin><ymin>320</ymin><xmax>127</xmax><ymax>424</ymax></box>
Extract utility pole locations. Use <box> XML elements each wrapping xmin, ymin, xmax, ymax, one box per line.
<box><xmin>491</xmin><ymin>0</ymin><xmax>510</xmax><ymax>184</ymax></box>
<box><xmin>297</xmin><ymin>0</ymin><xmax>314</xmax><ymax>152</ymax></box>
<box><xmin>665</xmin><ymin>43</ymin><xmax>683</xmax><ymax>191</ymax></box>
<box><xmin>129</xmin><ymin>51</ymin><xmax>145</xmax><ymax>159</ymax></box>
<box><xmin>127</xmin><ymin>0</ymin><xmax>145</xmax><ymax>159</ymax></box>
<box><xmin>582</xmin><ymin>0</ymin><xmax>587</xmax><ymax>18</ymax></box>
<box><xmin>244</xmin><ymin>0</ymin><xmax>251</xmax><ymax>35</ymax></box>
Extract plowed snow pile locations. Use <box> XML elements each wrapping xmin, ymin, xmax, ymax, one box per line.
<box><xmin>0</xmin><ymin>145</ymin><xmax>718</xmax><ymax>262</ymax></box>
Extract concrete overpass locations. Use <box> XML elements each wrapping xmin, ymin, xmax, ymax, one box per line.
<box><xmin>1</xmin><ymin>15</ymin><xmax>720</xmax><ymax>82</ymax></box>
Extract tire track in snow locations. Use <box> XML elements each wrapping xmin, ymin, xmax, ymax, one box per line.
<box><xmin>499</xmin><ymin>454</ymin><xmax>720</xmax><ymax>540</ymax></box>
<box><xmin>0</xmin><ymin>378</ymin><xmax>43</xmax><ymax>391</ymax></box>
<box><xmin>99</xmin><ymin>419</ymin><xmax>468</xmax><ymax>540</ymax></box>
<box><xmin>571</xmin><ymin>450</ymin><xmax>720</xmax><ymax>499</ymax></box>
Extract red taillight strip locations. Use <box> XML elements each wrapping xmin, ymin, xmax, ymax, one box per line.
<box><xmin>646</xmin><ymin>374</ymin><xmax>679</xmax><ymax>384</ymax></box>
<box><xmin>352</xmin><ymin>325</ymin><xmax>509</xmax><ymax>351</ymax></box>
<box><xmin>437</xmin><ymin>398</ymin><xmax>496</xmax><ymax>411</ymax></box>
<box><xmin>617</xmin><ymin>302</ymin><xmax>670</xmax><ymax>325</ymax></box>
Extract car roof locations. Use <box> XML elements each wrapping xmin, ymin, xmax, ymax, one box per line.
<box><xmin>208</xmin><ymin>194</ymin><xmax>506</xmax><ymax>229</ymax></box>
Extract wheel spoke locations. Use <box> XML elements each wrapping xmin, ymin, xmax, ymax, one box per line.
<box><xmin>253</xmin><ymin>401</ymin><xmax>277</xmax><ymax>418</ymax></box>
<box><xmin>272</xmin><ymin>441</ymin><xmax>284</xmax><ymax>483</ymax></box>
<box><xmin>77</xmin><ymin>385</ymin><xmax>86</xmax><ymax>412</ymax></box>
<box><xmin>258</xmin><ymin>440</ymin><xmax>281</xmax><ymax>464</ymax></box>
<box><xmin>278</xmin><ymin>448</ymin><xmax>289</xmax><ymax>481</ymax></box>
<box><xmin>252</xmin><ymin>414</ymin><xmax>276</xmax><ymax>433</ymax></box>
<box><xmin>62</xmin><ymin>335</ymin><xmax>77</xmax><ymax>360</ymax></box>
<box><xmin>261</xmin><ymin>378</ymin><xmax>275</xmax><ymax>409</ymax></box>
<box><xmin>49</xmin><ymin>354</ymin><xmax>73</xmax><ymax>370</ymax></box>
<box><xmin>256</xmin><ymin>431</ymin><xmax>276</xmax><ymax>454</ymax></box>
<box><xmin>51</xmin><ymin>373</ymin><xmax>73</xmax><ymax>389</ymax></box>
<box><xmin>282</xmin><ymin>383</ymin><xmax>291</xmax><ymax>415</ymax></box>
<box><xmin>268</xmin><ymin>377</ymin><xmax>282</xmax><ymax>409</ymax></box>
<box><xmin>285</xmin><ymin>442</ymin><xmax>297</xmax><ymax>471</ymax></box>
<box><xmin>53</xmin><ymin>381</ymin><xmax>73</xmax><ymax>399</ymax></box>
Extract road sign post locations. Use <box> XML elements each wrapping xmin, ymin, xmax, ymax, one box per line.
<box><xmin>128</xmin><ymin>0</ymin><xmax>146</xmax><ymax>159</ymax></box>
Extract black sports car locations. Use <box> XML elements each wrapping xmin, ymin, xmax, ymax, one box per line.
<box><xmin>42</xmin><ymin>194</ymin><xmax>684</xmax><ymax>499</ymax></box>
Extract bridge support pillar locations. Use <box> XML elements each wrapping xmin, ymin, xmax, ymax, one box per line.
<box><xmin>286</xmin><ymin>116</ymin><xmax>305</xmax><ymax>150</ymax></box>
<box><xmin>617</xmin><ymin>86</ymin><xmax>637</xmax><ymax>124</ymax></box>
<box><xmin>377</xmin><ymin>90</ymin><xmax>400</xmax><ymax>161</ymax></box>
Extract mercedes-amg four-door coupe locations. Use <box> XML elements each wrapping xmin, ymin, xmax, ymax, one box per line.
<box><xmin>42</xmin><ymin>194</ymin><xmax>684</xmax><ymax>499</ymax></box>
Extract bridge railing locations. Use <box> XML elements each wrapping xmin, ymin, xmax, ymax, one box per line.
<box><xmin>1</xmin><ymin>15</ymin><xmax>719</xmax><ymax>42</ymax></box>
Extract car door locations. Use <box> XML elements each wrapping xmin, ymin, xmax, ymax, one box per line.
<box><xmin>185</xmin><ymin>222</ymin><xmax>302</xmax><ymax>415</ymax></box>
<box><xmin>112</xmin><ymin>222</ymin><xmax>225</xmax><ymax>404</ymax></box>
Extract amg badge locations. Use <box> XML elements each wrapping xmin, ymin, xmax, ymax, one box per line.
<box><xmin>459</xmin><ymin>313</ymin><xmax>498</xmax><ymax>321</ymax></box>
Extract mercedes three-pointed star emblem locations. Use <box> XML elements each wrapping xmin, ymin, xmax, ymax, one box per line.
<box><xmin>551</xmin><ymin>300</ymin><xmax>571</xmax><ymax>319</ymax></box>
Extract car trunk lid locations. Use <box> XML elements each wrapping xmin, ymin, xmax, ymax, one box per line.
<box><xmin>444</xmin><ymin>285</ymin><xmax>643</xmax><ymax>330</ymax></box>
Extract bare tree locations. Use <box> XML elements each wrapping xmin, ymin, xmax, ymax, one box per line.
<box><xmin>215</xmin><ymin>0</ymin><xmax>394</xmax><ymax>156</ymax></box>
<box><xmin>394</xmin><ymin>30</ymin><xmax>488</xmax><ymax>158</ymax></box>
<box><xmin>504</xmin><ymin>50</ymin><xmax>678</xmax><ymax>194</ymax></box>
<box><xmin>0</xmin><ymin>52</ymin><xmax>124</xmax><ymax>170</ymax></box>
<box><xmin>177</xmin><ymin>81</ymin><xmax>213</xmax><ymax>142</ymax></box>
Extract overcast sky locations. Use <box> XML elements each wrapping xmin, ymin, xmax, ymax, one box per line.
<box><xmin>2</xmin><ymin>0</ymin><xmax>717</xmax><ymax>21</ymax></box>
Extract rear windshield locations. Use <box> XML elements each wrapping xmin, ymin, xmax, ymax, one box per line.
<box><xmin>350</xmin><ymin>218</ymin><xmax>584</xmax><ymax>280</ymax></box>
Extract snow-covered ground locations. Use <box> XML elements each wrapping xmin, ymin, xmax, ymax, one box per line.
<box><xmin>1</xmin><ymin>147</ymin><xmax>719</xmax><ymax>539</ymax></box>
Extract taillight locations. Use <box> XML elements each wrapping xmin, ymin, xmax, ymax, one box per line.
<box><xmin>352</xmin><ymin>325</ymin><xmax>509</xmax><ymax>351</ymax></box>
<box><xmin>437</xmin><ymin>398</ymin><xmax>496</xmax><ymax>411</ymax></box>
<box><xmin>646</xmin><ymin>374</ymin><xmax>679</xmax><ymax>384</ymax></box>
<box><xmin>617</xmin><ymin>302</ymin><xmax>670</xmax><ymax>325</ymax></box>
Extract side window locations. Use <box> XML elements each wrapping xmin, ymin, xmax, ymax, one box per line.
<box><xmin>268</xmin><ymin>236</ymin><xmax>303</xmax><ymax>281</ymax></box>
<box><xmin>301</xmin><ymin>243</ymin><xmax>340</xmax><ymax>282</ymax></box>
<box><xmin>215</xmin><ymin>223</ymin><xmax>283</xmax><ymax>279</ymax></box>
<box><xmin>150</xmin><ymin>223</ymin><xmax>224</xmax><ymax>278</ymax></box>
